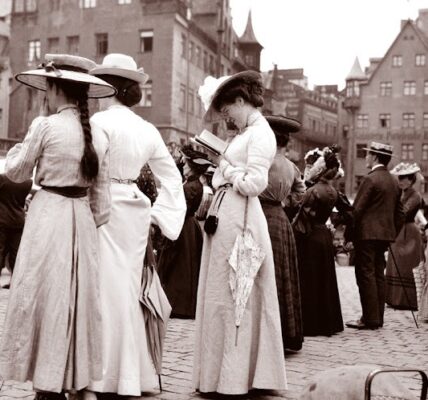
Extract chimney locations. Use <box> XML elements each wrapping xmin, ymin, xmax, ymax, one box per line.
<box><xmin>416</xmin><ymin>9</ymin><xmax>428</xmax><ymax>36</ymax></box>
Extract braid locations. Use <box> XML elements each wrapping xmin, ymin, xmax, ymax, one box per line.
<box><xmin>78</xmin><ymin>95</ymin><xmax>99</xmax><ymax>181</ymax></box>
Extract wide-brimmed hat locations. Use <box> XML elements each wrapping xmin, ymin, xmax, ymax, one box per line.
<box><xmin>199</xmin><ymin>70</ymin><xmax>263</xmax><ymax>123</ymax></box>
<box><xmin>15</xmin><ymin>54</ymin><xmax>116</xmax><ymax>98</ymax></box>
<box><xmin>90</xmin><ymin>53</ymin><xmax>149</xmax><ymax>84</ymax></box>
<box><xmin>180</xmin><ymin>145</ymin><xmax>214</xmax><ymax>171</ymax></box>
<box><xmin>266</xmin><ymin>115</ymin><xmax>301</xmax><ymax>135</ymax></box>
<box><xmin>363</xmin><ymin>141</ymin><xmax>393</xmax><ymax>156</ymax></box>
<box><xmin>390</xmin><ymin>162</ymin><xmax>420</xmax><ymax>176</ymax></box>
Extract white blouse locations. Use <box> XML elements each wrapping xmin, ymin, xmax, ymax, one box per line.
<box><xmin>91</xmin><ymin>105</ymin><xmax>186</xmax><ymax>240</ymax></box>
<box><xmin>213</xmin><ymin>110</ymin><xmax>276</xmax><ymax>197</ymax></box>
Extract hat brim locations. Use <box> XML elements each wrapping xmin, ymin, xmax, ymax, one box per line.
<box><xmin>266</xmin><ymin>115</ymin><xmax>301</xmax><ymax>134</ymax></box>
<box><xmin>390</xmin><ymin>167</ymin><xmax>421</xmax><ymax>176</ymax></box>
<box><xmin>90</xmin><ymin>67</ymin><xmax>149</xmax><ymax>84</ymax></box>
<box><xmin>362</xmin><ymin>147</ymin><xmax>394</xmax><ymax>157</ymax></box>
<box><xmin>203</xmin><ymin>70</ymin><xmax>262</xmax><ymax>123</ymax></box>
<box><xmin>16</xmin><ymin>69</ymin><xmax>117</xmax><ymax>98</ymax></box>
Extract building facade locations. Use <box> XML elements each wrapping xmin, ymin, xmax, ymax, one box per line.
<box><xmin>6</xmin><ymin>0</ymin><xmax>261</xmax><ymax>147</ymax></box>
<box><xmin>343</xmin><ymin>9</ymin><xmax>428</xmax><ymax>198</ymax></box>
<box><xmin>0</xmin><ymin>8</ymin><xmax>11</xmax><ymax>143</ymax></box>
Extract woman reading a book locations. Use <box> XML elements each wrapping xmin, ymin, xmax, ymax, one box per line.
<box><xmin>193</xmin><ymin>71</ymin><xmax>287</xmax><ymax>395</ymax></box>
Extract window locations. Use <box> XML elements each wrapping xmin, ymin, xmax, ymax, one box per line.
<box><xmin>422</xmin><ymin>178</ymin><xmax>428</xmax><ymax>194</ymax></box>
<box><xmin>49</xmin><ymin>0</ymin><xmax>61</xmax><ymax>10</ymax></box>
<box><xmin>346</xmin><ymin>80</ymin><xmax>360</xmax><ymax>97</ymax></box>
<box><xmin>28</xmin><ymin>39</ymin><xmax>41</xmax><ymax>64</ymax></box>
<box><xmin>118</xmin><ymin>0</ymin><xmax>131</xmax><ymax>3</ymax></box>
<box><xmin>203</xmin><ymin>51</ymin><xmax>208</xmax><ymax>72</ymax></box>
<box><xmin>195</xmin><ymin>46</ymin><xmax>201</xmax><ymax>68</ymax></box>
<box><xmin>245</xmin><ymin>54</ymin><xmax>255</xmax><ymax>66</ymax></box>
<box><xmin>47</xmin><ymin>37</ymin><xmax>60</xmax><ymax>53</ymax></box>
<box><xmin>188</xmin><ymin>89</ymin><xmax>194</xmax><ymax>114</ymax></box>
<box><xmin>67</xmin><ymin>36</ymin><xmax>79</xmax><ymax>55</ymax></box>
<box><xmin>403</xmin><ymin>81</ymin><xmax>416</xmax><ymax>95</ymax></box>
<box><xmin>356</xmin><ymin>144</ymin><xmax>367</xmax><ymax>159</ymax></box>
<box><xmin>209</xmin><ymin>55</ymin><xmax>215</xmax><ymax>75</ymax></box>
<box><xmin>380</xmin><ymin>81</ymin><xmax>392</xmax><ymax>96</ymax></box>
<box><xmin>181</xmin><ymin>34</ymin><xmax>187</xmax><ymax>58</ymax></box>
<box><xmin>139</xmin><ymin>80</ymin><xmax>152</xmax><ymax>107</ymax></box>
<box><xmin>139</xmin><ymin>30</ymin><xmax>153</xmax><ymax>53</ymax></box>
<box><xmin>403</xmin><ymin>113</ymin><xmax>415</xmax><ymax>128</ymax></box>
<box><xmin>80</xmin><ymin>0</ymin><xmax>96</xmax><ymax>7</ymax></box>
<box><xmin>26</xmin><ymin>0</ymin><xmax>37</xmax><ymax>11</ymax></box>
<box><xmin>379</xmin><ymin>113</ymin><xmax>391</xmax><ymax>128</ymax></box>
<box><xmin>95</xmin><ymin>33</ymin><xmax>108</xmax><ymax>56</ymax></box>
<box><xmin>424</xmin><ymin>113</ymin><xmax>428</xmax><ymax>128</ymax></box>
<box><xmin>392</xmin><ymin>55</ymin><xmax>402</xmax><ymax>67</ymax></box>
<box><xmin>356</xmin><ymin>114</ymin><xmax>368</xmax><ymax>128</ymax></box>
<box><xmin>422</xmin><ymin>144</ymin><xmax>428</xmax><ymax>161</ymax></box>
<box><xmin>188</xmin><ymin>41</ymin><xmax>194</xmax><ymax>63</ymax></box>
<box><xmin>425</xmin><ymin>81</ymin><xmax>428</xmax><ymax>95</ymax></box>
<box><xmin>416</xmin><ymin>54</ymin><xmax>426</xmax><ymax>66</ymax></box>
<box><xmin>179</xmin><ymin>84</ymin><xmax>186</xmax><ymax>110</ymax></box>
<box><xmin>401</xmin><ymin>143</ymin><xmax>414</xmax><ymax>160</ymax></box>
<box><xmin>14</xmin><ymin>0</ymin><xmax>24</xmax><ymax>12</ymax></box>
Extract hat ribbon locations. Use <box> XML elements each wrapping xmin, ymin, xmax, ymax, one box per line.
<box><xmin>38</xmin><ymin>61</ymin><xmax>63</xmax><ymax>78</ymax></box>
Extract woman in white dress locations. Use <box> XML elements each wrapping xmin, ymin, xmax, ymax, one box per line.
<box><xmin>193</xmin><ymin>71</ymin><xmax>287</xmax><ymax>395</ymax></box>
<box><xmin>87</xmin><ymin>53</ymin><xmax>186</xmax><ymax>397</ymax></box>
<box><xmin>0</xmin><ymin>54</ymin><xmax>115</xmax><ymax>399</ymax></box>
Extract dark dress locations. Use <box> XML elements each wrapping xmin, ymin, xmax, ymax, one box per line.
<box><xmin>157</xmin><ymin>174</ymin><xmax>203</xmax><ymax>318</ymax></box>
<box><xmin>386</xmin><ymin>186</ymin><xmax>423</xmax><ymax>310</ymax></box>
<box><xmin>294</xmin><ymin>179</ymin><xmax>344</xmax><ymax>336</ymax></box>
<box><xmin>259</xmin><ymin>154</ymin><xmax>305</xmax><ymax>351</ymax></box>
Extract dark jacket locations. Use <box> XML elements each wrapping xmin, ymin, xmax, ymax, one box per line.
<box><xmin>0</xmin><ymin>174</ymin><xmax>33</xmax><ymax>229</ymax></box>
<box><xmin>353</xmin><ymin>166</ymin><xmax>404</xmax><ymax>242</ymax></box>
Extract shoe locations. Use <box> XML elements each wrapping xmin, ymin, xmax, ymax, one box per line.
<box><xmin>345</xmin><ymin>319</ymin><xmax>379</xmax><ymax>330</ymax></box>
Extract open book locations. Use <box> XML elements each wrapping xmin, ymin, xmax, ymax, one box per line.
<box><xmin>191</xmin><ymin>129</ymin><xmax>228</xmax><ymax>156</ymax></box>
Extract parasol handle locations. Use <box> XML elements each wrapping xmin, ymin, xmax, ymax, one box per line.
<box><xmin>243</xmin><ymin>197</ymin><xmax>249</xmax><ymax>233</ymax></box>
<box><xmin>235</xmin><ymin>326</ymin><xmax>239</xmax><ymax>346</ymax></box>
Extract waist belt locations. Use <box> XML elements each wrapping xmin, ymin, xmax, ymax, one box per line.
<box><xmin>259</xmin><ymin>198</ymin><xmax>282</xmax><ymax>206</ymax></box>
<box><xmin>110</xmin><ymin>178</ymin><xmax>135</xmax><ymax>184</ymax></box>
<box><xmin>42</xmin><ymin>186</ymin><xmax>88</xmax><ymax>198</ymax></box>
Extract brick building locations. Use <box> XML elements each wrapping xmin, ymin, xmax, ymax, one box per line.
<box><xmin>343</xmin><ymin>9</ymin><xmax>428</xmax><ymax>198</ymax></box>
<box><xmin>6</xmin><ymin>0</ymin><xmax>261</xmax><ymax>146</ymax></box>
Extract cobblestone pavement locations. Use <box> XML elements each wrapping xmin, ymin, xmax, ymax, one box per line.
<box><xmin>0</xmin><ymin>266</ymin><xmax>427</xmax><ymax>399</ymax></box>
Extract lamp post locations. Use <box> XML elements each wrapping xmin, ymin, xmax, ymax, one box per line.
<box><xmin>216</xmin><ymin>0</ymin><xmax>225</xmax><ymax>78</ymax></box>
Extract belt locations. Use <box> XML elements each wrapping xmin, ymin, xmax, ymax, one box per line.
<box><xmin>42</xmin><ymin>186</ymin><xmax>88</xmax><ymax>198</ymax></box>
<box><xmin>110</xmin><ymin>178</ymin><xmax>135</xmax><ymax>184</ymax></box>
<box><xmin>259</xmin><ymin>198</ymin><xmax>282</xmax><ymax>206</ymax></box>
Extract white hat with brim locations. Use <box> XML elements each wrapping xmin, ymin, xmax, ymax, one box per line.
<box><xmin>363</xmin><ymin>141</ymin><xmax>394</xmax><ymax>156</ymax></box>
<box><xmin>90</xmin><ymin>53</ymin><xmax>149</xmax><ymax>84</ymax></box>
<box><xmin>390</xmin><ymin>162</ymin><xmax>421</xmax><ymax>176</ymax></box>
<box><xmin>16</xmin><ymin>69</ymin><xmax>117</xmax><ymax>99</ymax></box>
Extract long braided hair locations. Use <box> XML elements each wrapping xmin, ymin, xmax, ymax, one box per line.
<box><xmin>48</xmin><ymin>78</ymin><xmax>99</xmax><ymax>181</ymax></box>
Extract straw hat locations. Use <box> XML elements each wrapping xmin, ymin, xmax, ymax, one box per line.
<box><xmin>266</xmin><ymin>115</ymin><xmax>301</xmax><ymax>135</ymax></box>
<box><xmin>15</xmin><ymin>54</ymin><xmax>116</xmax><ymax>98</ymax></box>
<box><xmin>363</xmin><ymin>141</ymin><xmax>393</xmax><ymax>156</ymax></box>
<box><xmin>390</xmin><ymin>162</ymin><xmax>420</xmax><ymax>176</ymax></box>
<box><xmin>90</xmin><ymin>53</ymin><xmax>149</xmax><ymax>84</ymax></box>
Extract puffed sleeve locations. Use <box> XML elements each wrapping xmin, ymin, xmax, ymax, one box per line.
<box><xmin>218</xmin><ymin>126</ymin><xmax>276</xmax><ymax>197</ymax></box>
<box><xmin>88</xmin><ymin>125</ymin><xmax>111</xmax><ymax>227</ymax></box>
<box><xmin>147</xmin><ymin>125</ymin><xmax>186</xmax><ymax>240</ymax></box>
<box><xmin>5</xmin><ymin>116</ymin><xmax>48</xmax><ymax>183</ymax></box>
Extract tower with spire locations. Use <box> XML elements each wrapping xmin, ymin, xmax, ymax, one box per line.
<box><xmin>238</xmin><ymin>9</ymin><xmax>263</xmax><ymax>71</ymax></box>
<box><xmin>344</xmin><ymin>57</ymin><xmax>366</xmax><ymax>110</ymax></box>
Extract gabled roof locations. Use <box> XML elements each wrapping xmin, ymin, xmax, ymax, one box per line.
<box><xmin>346</xmin><ymin>57</ymin><xmax>366</xmax><ymax>81</ymax></box>
<box><xmin>240</xmin><ymin>9</ymin><xmax>259</xmax><ymax>44</ymax></box>
<box><xmin>366</xmin><ymin>19</ymin><xmax>428</xmax><ymax>84</ymax></box>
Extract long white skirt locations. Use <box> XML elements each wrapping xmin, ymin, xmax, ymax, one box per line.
<box><xmin>88</xmin><ymin>183</ymin><xmax>158</xmax><ymax>395</ymax></box>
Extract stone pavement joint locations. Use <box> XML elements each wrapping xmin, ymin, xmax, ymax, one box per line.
<box><xmin>0</xmin><ymin>267</ymin><xmax>427</xmax><ymax>399</ymax></box>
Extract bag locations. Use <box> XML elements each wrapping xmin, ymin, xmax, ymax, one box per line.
<box><xmin>204</xmin><ymin>215</ymin><xmax>219</xmax><ymax>235</ymax></box>
<box><xmin>203</xmin><ymin>187</ymin><xmax>228</xmax><ymax>235</ymax></box>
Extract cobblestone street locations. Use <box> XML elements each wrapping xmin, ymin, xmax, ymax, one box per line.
<box><xmin>0</xmin><ymin>266</ymin><xmax>427</xmax><ymax>399</ymax></box>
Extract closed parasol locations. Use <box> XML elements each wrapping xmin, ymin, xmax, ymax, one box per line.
<box><xmin>228</xmin><ymin>197</ymin><xmax>266</xmax><ymax>345</ymax></box>
<box><xmin>139</xmin><ymin>239</ymin><xmax>172</xmax><ymax>391</ymax></box>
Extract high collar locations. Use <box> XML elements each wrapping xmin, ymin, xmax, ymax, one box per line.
<box><xmin>369</xmin><ymin>165</ymin><xmax>386</xmax><ymax>174</ymax></box>
<box><xmin>107</xmin><ymin>104</ymin><xmax>128</xmax><ymax>111</ymax></box>
<box><xmin>246</xmin><ymin>109</ymin><xmax>261</xmax><ymax>127</ymax></box>
<box><xmin>57</xmin><ymin>104</ymin><xmax>78</xmax><ymax>114</ymax></box>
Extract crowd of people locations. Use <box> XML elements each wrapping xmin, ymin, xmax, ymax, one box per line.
<box><xmin>0</xmin><ymin>51</ymin><xmax>427</xmax><ymax>400</ymax></box>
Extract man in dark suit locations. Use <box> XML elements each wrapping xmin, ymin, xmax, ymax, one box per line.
<box><xmin>346</xmin><ymin>142</ymin><xmax>404</xmax><ymax>330</ymax></box>
<box><xmin>0</xmin><ymin>173</ymin><xmax>33</xmax><ymax>287</ymax></box>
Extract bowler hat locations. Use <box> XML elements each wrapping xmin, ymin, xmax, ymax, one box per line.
<box><xmin>90</xmin><ymin>53</ymin><xmax>149</xmax><ymax>84</ymax></box>
<box><xmin>15</xmin><ymin>54</ymin><xmax>116</xmax><ymax>98</ymax></box>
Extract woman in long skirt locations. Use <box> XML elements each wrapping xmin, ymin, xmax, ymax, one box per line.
<box><xmin>386</xmin><ymin>163</ymin><xmax>424</xmax><ymax>310</ymax></box>
<box><xmin>158</xmin><ymin>145</ymin><xmax>212</xmax><ymax>318</ymax></box>
<box><xmin>193</xmin><ymin>71</ymin><xmax>287</xmax><ymax>395</ymax></box>
<box><xmin>87</xmin><ymin>53</ymin><xmax>186</xmax><ymax>397</ymax></box>
<box><xmin>259</xmin><ymin>115</ymin><xmax>305</xmax><ymax>352</ymax></box>
<box><xmin>0</xmin><ymin>54</ymin><xmax>115</xmax><ymax>399</ymax></box>
<box><xmin>294</xmin><ymin>146</ymin><xmax>344</xmax><ymax>336</ymax></box>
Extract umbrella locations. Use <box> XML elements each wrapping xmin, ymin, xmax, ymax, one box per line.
<box><xmin>139</xmin><ymin>245</ymin><xmax>172</xmax><ymax>391</ymax></box>
<box><xmin>228</xmin><ymin>197</ymin><xmax>266</xmax><ymax>345</ymax></box>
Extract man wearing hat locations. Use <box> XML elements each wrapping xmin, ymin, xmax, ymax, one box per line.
<box><xmin>346</xmin><ymin>141</ymin><xmax>404</xmax><ymax>330</ymax></box>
